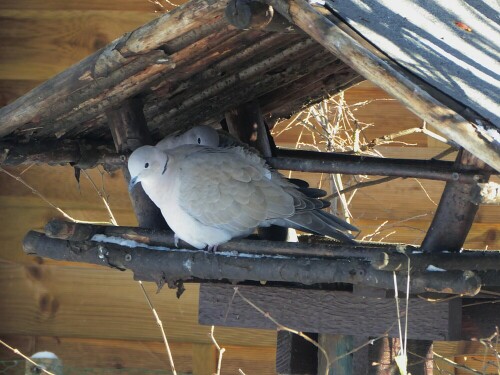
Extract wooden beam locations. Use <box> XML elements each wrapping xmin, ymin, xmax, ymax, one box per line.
<box><xmin>272</xmin><ymin>149</ymin><xmax>487</xmax><ymax>183</ymax></box>
<box><xmin>199</xmin><ymin>284</ymin><xmax>462</xmax><ymax>341</ymax></box>
<box><xmin>42</xmin><ymin>220</ymin><xmax>500</xmax><ymax>273</ymax></box>
<box><xmin>226</xmin><ymin>101</ymin><xmax>273</xmax><ymax>157</ymax></box>
<box><xmin>148</xmin><ymin>37</ymin><xmax>327</xmax><ymax>130</ymax></box>
<box><xmin>23</xmin><ymin>230</ymin><xmax>485</xmax><ymax>295</ymax></box>
<box><xmin>318</xmin><ymin>334</ymin><xmax>353</xmax><ymax>375</ymax></box>
<box><xmin>4</xmin><ymin>141</ymin><xmax>497</xmax><ymax>183</ymax></box>
<box><xmin>264</xmin><ymin>0</ymin><xmax>500</xmax><ymax>171</ymax></box>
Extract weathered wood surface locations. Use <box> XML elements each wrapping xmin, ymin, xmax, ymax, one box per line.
<box><xmin>0</xmin><ymin>263</ymin><xmax>276</xmax><ymax>347</ymax></box>
<box><xmin>0</xmin><ymin>2</ymin><xmax>363</xmax><ymax>143</ymax></box>
<box><xmin>265</xmin><ymin>0</ymin><xmax>500</xmax><ymax>170</ymax></box>
<box><xmin>276</xmin><ymin>331</ymin><xmax>318</xmax><ymax>374</ymax></box>
<box><xmin>199</xmin><ymin>284</ymin><xmax>462</xmax><ymax>340</ymax></box>
<box><xmin>317</xmin><ymin>334</ymin><xmax>353</xmax><ymax>375</ymax></box>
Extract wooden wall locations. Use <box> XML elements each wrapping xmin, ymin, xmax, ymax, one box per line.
<box><xmin>1</xmin><ymin>1</ymin><xmax>498</xmax><ymax>374</ymax></box>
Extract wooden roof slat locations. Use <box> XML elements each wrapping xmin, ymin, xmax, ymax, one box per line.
<box><xmin>0</xmin><ymin>0</ymin><xmax>227</xmax><ymax>138</ymax></box>
<box><xmin>265</xmin><ymin>0</ymin><xmax>500</xmax><ymax>171</ymax></box>
<box><xmin>148</xmin><ymin>39</ymin><xmax>331</xmax><ymax>131</ymax></box>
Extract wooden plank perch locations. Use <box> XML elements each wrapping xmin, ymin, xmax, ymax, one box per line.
<box><xmin>263</xmin><ymin>0</ymin><xmax>500</xmax><ymax>171</ymax></box>
<box><xmin>21</xmin><ymin>220</ymin><xmax>500</xmax><ymax>296</ymax></box>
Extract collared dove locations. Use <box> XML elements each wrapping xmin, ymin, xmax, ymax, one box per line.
<box><xmin>128</xmin><ymin>144</ymin><xmax>358</xmax><ymax>249</ymax></box>
<box><xmin>157</xmin><ymin>125</ymin><xmax>327</xmax><ymax>198</ymax></box>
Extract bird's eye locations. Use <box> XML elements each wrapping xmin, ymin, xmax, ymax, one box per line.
<box><xmin>144</xmin><ymin>162</ymin><xmax>149</xmax><ymax>168</ymax></box>
<box><xmin>197</xmin><ymin>137</ymin><xmax>201</xmax><ymax>144</ymax></box>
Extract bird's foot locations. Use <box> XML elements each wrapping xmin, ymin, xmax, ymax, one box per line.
<box><xmin>206</xmin><ymin>244</ymin><xmax>219</xmax><ymax>253</ymax></box>
<box><xmin>174</xmin><ymin>234</ymin><xmax>180</xmax><ymax>248</ymax></box>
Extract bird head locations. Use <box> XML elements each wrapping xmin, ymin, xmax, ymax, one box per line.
<box><xmin>184</xmin><ymin>125</ymin><xmax>219</xmax><ymax>147</ymax></box>
<box><xmin>128</xmin><ymin>146</ymin><xmax>168</xmax><ymax>191</ymax></box>
<box><xmin>156</xmin><ymin>125</ymin><xmax>219</xmax><ymax>150</ymax></box>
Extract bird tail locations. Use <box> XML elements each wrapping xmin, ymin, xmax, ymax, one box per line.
<box><xmin>269</xmin><ymin>210</ymin><xmax>358</xmax><ymax>243</ymax></box>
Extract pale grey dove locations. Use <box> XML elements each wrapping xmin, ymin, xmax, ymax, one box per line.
<box><xmin>128</xmin><ymin>143</ymin><xmax>358</xmax><ymax>249</ymax></box>
<box><xmin>157</xmin><ymin>125</ymin><xmax>327</xmax><ymax>198</ymax></box>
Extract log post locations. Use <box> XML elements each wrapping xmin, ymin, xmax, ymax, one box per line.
<box><xmin>106</xmin><ymin>98</ymin><xmax>168</xmax><ymax>230</ymax></box>
<box><xmin>422</xmin><ymin>150</ymin><xmax>490</xmax><ymax>252</ymax></box>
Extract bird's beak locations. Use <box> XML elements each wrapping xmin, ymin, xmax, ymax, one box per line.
<box><xmin>128</xmin><ymin>176</ymin><xmax>139</xmax><ymax>192</ymax></box>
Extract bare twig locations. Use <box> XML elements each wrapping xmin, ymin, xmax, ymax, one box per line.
<box><xmin>432</xmin><ymin>351</ymin><xmax>484</xmax><ymax>375</ymax></box>
<box><xmin>210</xmin><ymin>326</ymin><xmax>226</xmax><ymax>375</ymax></box>
<box><xmin>138</xmin><ymin>281</ymin><xmax>177</xmax><ymax>375</ymax></box>
<box><xmin>0</xmin><ymin>166</ymin><xmax>111</xmax><ymax>225</ymax></box>
<box><xmin>326</xmin><ymin>176</ymin><xmax>397</xmax><ymax>200</ymax></box>
<box><xmin>81</xmin><ymin>169</ymin><xmax>118</xmax><ymax>226</ymax></box>
<box><xmin>0</xmin><ymin>339</ymin><xmax>56</xmax><ymax>375</ymax></box>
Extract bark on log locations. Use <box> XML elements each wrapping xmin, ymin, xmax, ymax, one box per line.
<box><xmin>0</xmin><ymin>140</ymin><xmax>121</xmax><ymax>169</ymax></box>
<box><xmin>272</xmin><ymin>149</ymin><xmax>486</xmax><ymax>183</ymax></box>
<box><xmin>44</xmin><ymin>220</ymin><xmax>500</xmax><ymax>275</ymax></box>
<box><xmin>24</xmin><ymin>227</ymin><xmax>485</xmax><ymax>296</ymax></box>
<box><xmin>264</xmin><ymin>0</ymin><xmax>500</xmax><ymax>171</ymax></box>
<box><xmin>148</xmin><ymin>37</ymin><xmax>325</xmax><ymax>129</ymax></box>
<box><xmin>2</xmin><ymin>141</ymin><xmax>496</xmax><ymax>184</ymax></box>
<box><xmin>262</xmin><ymin>64</ymin><xmax>364</xmax><ymax>126</ymax></box>
<box><xmin>421</xmin><ymin>150</ymin><xmax>490</xmax><ymax>253</ymax></box>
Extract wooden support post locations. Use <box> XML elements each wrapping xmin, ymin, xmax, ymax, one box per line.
<box><xmin>106</xmin><ymin>98</ymin><xmax>168</xmax><ymax>230</ymax></box>
<box><xmin>276</xmin><ymin>331</ymin><xmax>318</xmax><ymax>375</ymax></box>
<box><xmin>415</xmin><ymin>151</ymin><xmax>488</xmax><ymax>372</ymax></box>
<box><xmin>318</xmin><ymin>334</ymin><xmax>353</xmax><ymax>374</ymax></box>
<box><xmin>225</xmin><ymin>100</ymin><xmax>273</xmax><ymax>157</ymax></box>
<box><xmin>422</xmin><ymin>150</ymin><xmax>490</xmax><ymax>252</ymax></box>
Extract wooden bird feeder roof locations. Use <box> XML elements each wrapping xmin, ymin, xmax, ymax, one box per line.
<box><xmin>3</xmin><ymin>0</ymin><xmax>500</xmax><ymax>348</ymax></box>
<box><xmin>0</xmin><ymin>0</ymin><xmax>498</xmax><ymax>171</ymax></box>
